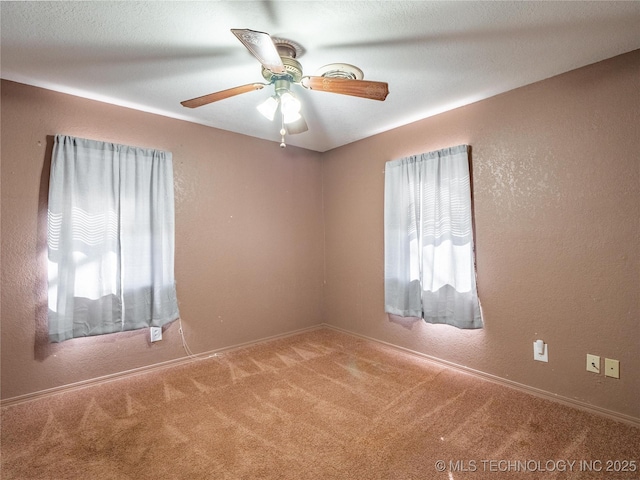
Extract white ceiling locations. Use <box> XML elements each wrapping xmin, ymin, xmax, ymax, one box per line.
<box><xmin>2</xmin><ymin>1</ymin><xmax>639</xmax><ymax>152</ymax></box>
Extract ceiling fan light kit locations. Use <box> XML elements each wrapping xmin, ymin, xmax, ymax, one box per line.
<box><xmin>256</xmin><ymin>95</ymin><xmax>279</xmax><ymax>121</ymax></box>
<box><xmin>181</xmin><ymin>29</ymin><xmax>389</xmax><ymax>148</ymax></box>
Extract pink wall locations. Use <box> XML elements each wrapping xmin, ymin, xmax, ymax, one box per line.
<box><xmin>321</xmin><ymin>50</ymin><xmax>640</xmax><ymax>419</ymax></box>
<box><xmin>1</xmin><ymin>50</ymin><xmax>638</xmax><ymax>420</ymax></box>
<box><xmin>1</xmin><ymin>80</ymin><xmax>324</xmax><ymax>399</ymax></box>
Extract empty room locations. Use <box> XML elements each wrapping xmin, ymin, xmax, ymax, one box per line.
<box><xmin>1</xmin><ymin>2</ymin><xmax>639</xmax><ymax>479</ymax></box>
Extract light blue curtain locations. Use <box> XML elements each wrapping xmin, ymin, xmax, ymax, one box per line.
<box><xmin>384</xmin><ymin>144</ymin><xmax>482</xmax><ymax>329</ymax></box>
<box><xmin>47</xmin><ymin>135</ymin><xmax>180</xmax><ymax>342</ymax></box>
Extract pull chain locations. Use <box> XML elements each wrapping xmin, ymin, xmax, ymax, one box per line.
<box><xmin>280</xmin><ymin>111</ymin><xmax>287</xmax><ymax>148</ymax></box>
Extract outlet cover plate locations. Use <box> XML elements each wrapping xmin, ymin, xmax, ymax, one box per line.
<box><xmin>586</xmin><ymin>354</ymin><xmax>600</xmax><ymax>373</ymax></box>
<box><xmin>605</xmin><ymin>358</ymin><xmax>620</xmax><ymax>378</ymax></box>
<box><xmin>150</xmin><ymin>327</ymin><xmax>162</xmax><ymax>342</ymax></box>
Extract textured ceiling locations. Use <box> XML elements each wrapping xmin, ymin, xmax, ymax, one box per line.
<box><xmin>2</xmin><ymin>1</ymin><xmax>639</xmax><ymax>152</ymax></box>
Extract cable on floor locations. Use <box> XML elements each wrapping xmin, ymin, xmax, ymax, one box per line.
<box><xmin>179</xmin><ymin>318</ymin><xmax>223</xmax><ymax>360</ymax></box>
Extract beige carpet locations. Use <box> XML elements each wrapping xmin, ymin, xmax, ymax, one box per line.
<box><xmin>1</xmin><ymin>328</ymin><xmax>638</xmax><ymax>479</ymax></box>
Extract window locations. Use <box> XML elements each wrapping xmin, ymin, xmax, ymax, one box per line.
<box><xmin>47</xmin><ymin>135</ymin><xmax>180</xmax><ymax>342</ymax></box>
<box><xmin>384</xmin><ymin>144</ymin><xmax>482</xmax><ymax>329</ymax></box>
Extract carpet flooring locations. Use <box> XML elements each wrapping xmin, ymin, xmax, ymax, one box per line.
<box><xmin>1</xmin><ymin>328</ymin><xmax>638</xmax><ymax>479</ymax></box>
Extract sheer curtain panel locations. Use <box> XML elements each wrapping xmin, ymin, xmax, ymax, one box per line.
<box><xmin>47</xmin><ymin>135</ymin><xmax>180</xmax><ymax>342</ymax></box>
<box><xmin>384</xmin><ymin>144</ymin><xmax>482</xmax><ymax>329</ymax></box>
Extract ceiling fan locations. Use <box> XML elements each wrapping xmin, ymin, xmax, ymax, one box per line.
<box><xmin>181</xmin><ymin>28</ymin><xmax>390</xmax><ymax>148</ymax></box>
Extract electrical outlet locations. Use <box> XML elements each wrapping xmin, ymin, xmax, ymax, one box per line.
<box><xmin>604</xmin><ymin>358</ymin><xmax>620</xmax><ymax>379</ymax></box>
<box><xmin>586</xmin><ymin>354</ymin><xmax>600</xmax><ymax>374</ymax></box>
<box><xmin>150</xmin><ymin>327</ymin><xmax>162</xmax><ymax>342</ymax></box>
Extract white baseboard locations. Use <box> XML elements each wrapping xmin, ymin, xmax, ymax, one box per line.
<box><xmin>0</xmin><ymin>324</ymin><xmax>324</xmax><ymax>408</ymax></box>
<box><xmin>322</xmin><ymin>324</ymin><xmax>640</xmax><ymax>428</ymax></box>
<box><xmin>4</xmin><ymin>322</ymin><xmax>639</xmax><ymax>429</ymax></box>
